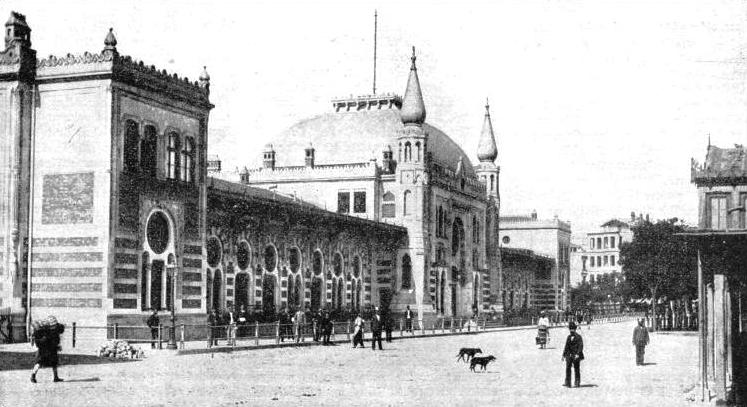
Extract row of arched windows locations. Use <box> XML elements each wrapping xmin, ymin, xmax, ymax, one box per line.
<box><xmin>123</xmin><ymin>119</ymin><xmax>196</xmax><ymax>183</ymax></box>
<box><xmin>479</xmin><ymin>174</ymin><xmax>496</xmax><ymax>193</ymax></box>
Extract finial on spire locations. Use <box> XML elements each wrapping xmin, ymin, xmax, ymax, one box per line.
<box><xmin>410</xmin><ymin>46</ymin><xmax>416</xmax><ymax>69</ymax></box>
<box><xmin>477</xmin><ymin>99</ymin><xmax>498</xmax><ymax>163</ymax></box>
<box><xmin>400</xmin><ymin>47</ymin><xmax>426</xmax><ymax>126</ymax></box>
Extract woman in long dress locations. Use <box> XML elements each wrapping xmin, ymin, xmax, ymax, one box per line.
<box><xmin>30</xmin><ymin>316</ymin><xmax>64</xmax><ymax>383</ymax></box>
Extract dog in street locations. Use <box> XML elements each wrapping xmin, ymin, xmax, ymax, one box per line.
<box><xmin>469</xmin><ymin>355</ymin><xmax>496</xmax><ymax>372</ymax></box>
<box><xmin>456</xmin><ymin>347</ymin><xmax>483</xmax><ymax>362</ymax></box>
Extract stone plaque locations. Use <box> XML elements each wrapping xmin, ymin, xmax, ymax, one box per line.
<box><xmin>42</xmin><ymin>172</ymin><xmax>94</xmax><ymax>224</ymax></box>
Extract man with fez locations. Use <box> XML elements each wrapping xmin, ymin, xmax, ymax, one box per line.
<box><xmin>562</xmin><ymin>321</ymin><xmax>585</xmax><ymax>387</ymax></box>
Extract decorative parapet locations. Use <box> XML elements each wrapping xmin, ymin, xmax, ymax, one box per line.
<box><xmin>430</xmin><ymin>160</ymin><xmax>486</xmax><ymax>197</ymax></box>
<box><xmin>332</xmin><ymin>93</ymin><xmax>402</xmax><ymax>112</ymax></box>
<box><xmin>241</xmin><ymin>161</ymin><xmax>378</xmax><ymax>183</ymax></box>
<box><xmin>38</xmin><ymin>51</ymin><xmax>113</xmax><ymax>68</ymax></box>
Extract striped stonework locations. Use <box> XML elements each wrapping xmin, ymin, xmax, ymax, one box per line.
<box><xmin>31</xmin><ymin>298</ymin><xmax>102</xmax><ymax>308</ymax></box>
<box><xmin>32</xmin><ymin>283</ymin><xmax>102</xmax><ymax>292</ymax></box>
<box><xmin>113</xmin><ymin>233</ymin><xmax>140</xmax><ymax>309</ymax></box>
<box><xmin>33</xmin><ymin>237</ymin><xmax>98</xmax><ymax>247</ymax></box>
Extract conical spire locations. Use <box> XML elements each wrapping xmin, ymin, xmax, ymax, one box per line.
<box><xmin>477</xmin><ymin>98</ymin><xmax>498</xmax><ymax>163</ymax></box>
<box><xmin>400</xmin><ymin>46</ymin><xmax>426</xmax><ymax>126</ymax></box>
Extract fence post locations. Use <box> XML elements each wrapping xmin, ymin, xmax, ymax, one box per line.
<box><xmin>459</xmin><ymin>318</ymin><xmax>463</xmax><ymax>332</ymax></box>
<box><xmin>71</xmin><ymin>322</ymin><xmax>76</xmax><ymax>348</ymax></box>
<box><xmin>432</xmin><ymin>322</ymin><xmax>435</xmax><ymax>335</ymax></box>
<box><xmin>255</xmin><ymin>322</ymin><xmax>259</xmax><ymax>346</ymax></box>
<box><xmin>399</xmin><ymin>319</ymin><xmax>404</xmax><ymax>337</ymax></box>
<box><xmin>114</xmin><ymin>323</ymin><xmax>119</xmax><ymax>340</ymax></box>
<box><xmin>180</xmin><ymin>324</ymin><xmax>185</xmax><ymax>349</ymax></box>
<box><xmin>346</xmin><ymin>320</ymin><xmax>351</xmax><ymax>341</ymax></box>
<box><xmin>275</xmin><ymin>321</ymin><xmax>280</xmax><ymax>345</ymax></box>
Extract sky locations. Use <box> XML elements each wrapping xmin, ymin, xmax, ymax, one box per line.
<box><xmin>5</xmin><ymin>0</ymin><xmax>747</xmax><ymax>234</ymax></box>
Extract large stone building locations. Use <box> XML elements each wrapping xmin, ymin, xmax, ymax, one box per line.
<box><xmin>240</xmin><ymin>49</ymin><xmax>503</xmax><ymax>322</ymax></box>
<box><xmin>498</xmin><ymin>212</ymin><xmax>571</xmax><ymax>310</ymax></box>
<box><xmin>0</xmin><ymin>12</ymin><xmax>408</xmax><ymax>341</ymax></box>
<box><xmin>569</xmin><ymin>218</ymin><xmax>634</xmax><ymax>287</ymax></box>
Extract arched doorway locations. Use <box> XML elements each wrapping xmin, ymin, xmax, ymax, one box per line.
<box><xmin>401</xmin><ymin>254</ymin><xmax>412</xmax><ymax>290</ymax></box>
<box><xmin>235</xmin><ymin>273</ymin><xmax>249</xmax><ymax>312</ymax></box>
<box><xmin>262</xmin><ymin>275</ymin><xmax>276</xmax><ymax>317</ymax></box>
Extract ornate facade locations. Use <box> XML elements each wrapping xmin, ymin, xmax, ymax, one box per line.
<box><xmin>240</xmin><ymin>49</ymin><xmax>503</xmax><ymax>322</ymax></box>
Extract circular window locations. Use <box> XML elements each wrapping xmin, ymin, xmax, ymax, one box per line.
<box><xmin>502</xmin><ymin>236</ymin><xmax>510</xmax><ymax>244</ymax></box>
<box><xmin>237</xmin><ymin>241</ymin><xmax>250</xmax><ymax>270</ymax></box>
<box><xmin>146</xmin><ymin>212</ymin><xmax>170</xmax><ymax>255</ymax></box>
<box><xmin>352</xmin><ymin>256</ymin><xmax>361</xmax><ymax>278</ymax></box>
<box><xmin>312</xmin><ymin>251</ymin><xmax>323</xmax><ymax>276</ymax></box>
<box><xmin>333</xmin><ymin>253</ymin><xmax>343</xmax><ymax>277</ymax></box>
<box><xmin>207</xmin><ymin>237</ymin><xmax>222</xmax><ymax>268</ymax></box>
<box><xmin>264</xmin><ymin>245</ymin><xmax>277</xmax><ymax>272</ymax></box>
<box><xmin>289</xmin><ymin>247</ymin><xmax>301</xmax><ymax>273</ymax></box>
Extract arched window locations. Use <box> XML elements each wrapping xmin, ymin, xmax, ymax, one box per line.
<box><xmin>398</xmin><ymin>142</ymin><xmax>402</xmax><ymax>162</ymax></box>
<box><xmin>415</xmin><ymin>141</ymin><xmax>421</xmax><ymax>162</ymax></box>
<box><xmin>167</xmin><ymin>132</ymin><xmax>180</xmax><ymax>180</ymax></box>
<box><xmin>124</xmin><ymin>120</ymin><xmax>140</xmax><ymax>173</ymax></box>
<box><xmin>312</xmin><ymin>250</ymin><xmax>323</xmax><ymax>276</ymax></box>
<box><xmin>382</xmin><ymin>191</ymin><xmax>395</xmax><ymax>218</ymax></box>
<box><xmin>237</xmin><ymin>241</ymin><xmax>251</xmax><ymax>271</ymax></box>
<box><xmin>404</xmin><ymin>141</ymin><xmax>411</xmax><ymax>162</ymax></box>
<box><xmin>403</xmin><ymin>190</ymin><xmax>411</xmax><ymax>216</ymax></box>
<box><xmin>472</xmin><ymin>249</ymin><xmax>479</xmax><ymax>270</ymax></box>
<box><xmin>401</xmin><ymin>254</ymin><xmax>412</xmax><ymax>289</ymax></box>
<box><xmin>141</xmin><ymin>125</ymin><xmax>158</xmax><ymax>177</ymax></box>
<box><xmin>181</xmin><ymin>136</ymin><xmax>195</xmax><ymax>183</ymax></box>
<box><xmin>352</xmin><ymin>256</ymin><xmax>361</xmax><ymax>278</ymax></box>
<box><xmin>264</xmin><ymin>245</ymin><xmax>277</xmax><ymax>273</ymax></box>
<box><xmin>333</xmin><ymin>252</ymin><xmax>343</xmax><ymax>277</ymax></box>
<box><xmin>287</xmin><ymin>276</ymin><xmax>295</xmax><ymax>309</ymax></box>
<box><xmin>289</xmin><ymin>247</ymin><xmax>301</xmax><ymax>274</ymax></box>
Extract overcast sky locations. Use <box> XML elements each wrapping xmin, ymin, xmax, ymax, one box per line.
<box><xmin>7</xmin><ymin>0</ymin><xmax>747</xmax><ymax>234</ymax></box>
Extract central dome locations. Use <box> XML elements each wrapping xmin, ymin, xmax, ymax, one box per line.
<box><xmin>258</xmin><ymin>99</ymin><xmax>476</xmax><ymax>178</ymax></box>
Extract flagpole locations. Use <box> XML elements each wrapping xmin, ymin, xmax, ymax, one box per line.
<box><xmin>373</xmin><ymin>10</ymin><xmax>377</xmax><ymax>95</ymax></box>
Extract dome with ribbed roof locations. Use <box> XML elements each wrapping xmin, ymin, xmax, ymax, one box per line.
<box><xmin>255</xmin><ymin>100</ymin><xmax>476</xmax><ymax>178</ymax></box>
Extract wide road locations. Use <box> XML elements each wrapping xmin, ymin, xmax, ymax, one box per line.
<box><xmin>0</xmin><ymin>320</ymin><xmax>699</xmax><ymax>406</ymax></box>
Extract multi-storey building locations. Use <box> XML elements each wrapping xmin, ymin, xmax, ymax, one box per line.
<box><xmin>498</xmin><ymin>212</ymin><xmax>571</xmax><ymax>310</ymax></box>
<box><xmin>240</xmin><ymin>50</ymin><xmax>503</xmax><ymax>322</ymax></box>
<box><xmin>570</xmin><ymin>219</ymin><xmax>634</xmax><ymax>286</ymax></box>
<box><xmin>0</xmin><ymin>11</ymin><xmax>407</xmax><ymax>342</ymax></box>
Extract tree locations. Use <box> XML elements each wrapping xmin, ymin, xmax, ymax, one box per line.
<box><xmin>619</xmin><ymin>218</ymin><xmax>697</xmax><ymax>330</ymax></box>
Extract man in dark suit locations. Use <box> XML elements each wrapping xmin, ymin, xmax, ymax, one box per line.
<box><xmin>146</xmin><ymin>309</ymin><xmax>160</xmax><ymax>349</ymax></box>
<box><xmin>632</xmin><ymin>318</ymin><xmax>650</xmax><ymax>365</ymax></box>
<box><xmin>562</xmin><ymin>321</ymin><xmax>584</xmax><ymax>387</ymax></box>
<box><xmin>370</xmin><ymin>307</ymin><xmax>383</xmax><ymax>351</ymax></box>
<box><xmin>404</xmin><ymin>305</ymin><xmax>414</xmax><ymax>335</ymax></box>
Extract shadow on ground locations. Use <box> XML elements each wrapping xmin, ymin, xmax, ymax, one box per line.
<box><xmin>0</xmin><ymin>351</ymin><xmax>140</xmax><ymax>372</ymax></box>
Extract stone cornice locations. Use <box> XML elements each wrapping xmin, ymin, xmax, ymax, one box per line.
<box><xmin>242</xmin><ymin>161</ymin><xmax>378</xmax><ymax>183</ymax></box>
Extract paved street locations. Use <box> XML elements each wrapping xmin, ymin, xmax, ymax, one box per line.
<box><xmin>0</xmin><ymin>320</ymin><xmax>699</xmax><ymax>406</ymax></box>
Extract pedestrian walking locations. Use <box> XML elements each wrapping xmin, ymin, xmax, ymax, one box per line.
<box><xmin>279</xmin><ymin>307</ymin><xmax>293</xmax><ymax>342</ymax></box>
<box><xmin>312</xmin><ymin>308</ymin><xmax>321</xmax><ymax>342</ymax></box>
<box><xmin>30</xmin><ymin>316</ymin><xmax>64</xmax><ymax>383</ymax></box>
<box><xmin>562</xmin><ymin>321</ymin><xmax>584</xmax><ymax>388</ymax></box>
<box><xmin>352</xmin><ymin>313</ymin><xmax>365</xmax><ymax>348</ymax></box>
<box><xmin>321</xmin><ymin>310</ymin><xmax>332</xmax><ymax>345</ymax></box>
<box><xmin>370</xmin><ymin>307</ymin><xmax>383</xmax><ymax>351</ymax></box>
<box><xmin>207</xmin><ymin>309</ymin><xmax>220</xmax><ymax>347</ymax></box>
<box><xmin>404</xmin><ymin>305</ymin><xmax>414</xmax><ymax>335</ymax></box>
<box><xmin>294</xmin><ymin>307</ymin><xmax>306</xmax><ymax>343</ymax></box>
<box><xmin>632</xmin><ymin>318</ymin><xmax>650</xmax><ymax>365</ymax></box>
<box><xmin>146</xmin><ymin>309</ymin><xmax>160</xmax><ymax>349</ymax></box>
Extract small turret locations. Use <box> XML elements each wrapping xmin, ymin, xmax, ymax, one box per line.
<box><xmin>5</xmin><ymin>11</ymin><xmax>31</xmax><ymax>49</ymax></box>
<box><xmin>304</xmin><ymin>143</ymin><xmax>315</xmax><ymax>168</ymax></box>
<box><xmin>102</xmin><ymin>27</ymin><xmax>118</xmax><ymax>58</ymax></box>
<box><xmin>263</xmin><ymin>144</ymin><xmax>276</xmax><ymax>170</ymax></box>
<box><xmin>199</xmin><ymin>66</ymin><xmax>210</xmax><ymax>93</ymax></box>
<box><xmin>476</xmin><ymin>99</ymin><xmax>498</xmax><ymax>163</ymax></box>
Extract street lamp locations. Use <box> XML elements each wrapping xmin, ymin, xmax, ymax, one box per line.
<box><xmin>167</xmin><ymin>255</ymin><xmax>178</xmax><ymax>350</ymax></box>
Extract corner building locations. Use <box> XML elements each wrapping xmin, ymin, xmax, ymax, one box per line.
<box><xmin>241</xmin><ymin>50</ymin><xmax>503</xmax><ymax>323</ymax></box>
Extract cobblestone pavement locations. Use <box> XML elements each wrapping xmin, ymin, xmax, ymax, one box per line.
<box><xmin>0</xmin><ymin>320</ymin><xmax>699</xmax><ymax>406</ymax></box>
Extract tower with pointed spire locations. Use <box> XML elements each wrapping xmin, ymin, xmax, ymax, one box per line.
<box><xmin>475</xmin><ymin>99</ymin><xmax>500</xmax><ymax>202</ymax></box>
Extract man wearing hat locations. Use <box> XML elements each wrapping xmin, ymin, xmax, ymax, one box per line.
<box><xmin>632</xmin><ymin>318</ymin><xmax>650</xmax><ymax>365</ymax></box>
<box><xmin>561</xmin><ymin>321</ymin><xmax>584</xmax><ymax>387</ymax></box>
<box><xmin>370</xmin><ymin>306</ymin><xmax>383</xmax><ymax>350</ymax></box>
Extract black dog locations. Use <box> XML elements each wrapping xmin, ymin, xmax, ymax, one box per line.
<box><xmin>456</xmin><ymin>347</ymin><xmax>483</xmax><ymax>362</ymax></box>
<box><xmin>469</xmin><ymin>355</ymin><xmax>496</xmax><ymax>372</ymax></box>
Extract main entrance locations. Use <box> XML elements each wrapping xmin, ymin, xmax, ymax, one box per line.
<box><xmin>262</xmin><ymin>275</ymin><xmax>276</xmax><ymax>317</ymax></box>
